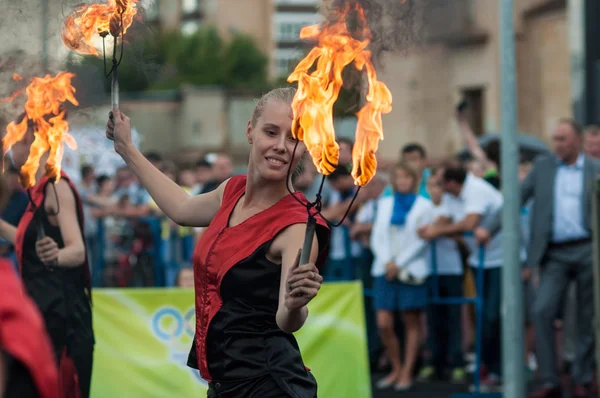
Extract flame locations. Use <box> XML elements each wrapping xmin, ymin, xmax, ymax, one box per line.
<box><xmin>62</xmin><ymin>0</ymin><xmax>139</xmax><ymax>56</ymax></box>
<box><xmin>287</xmin><ymin>2</ymin><xmax>392</xmax><ymax>186</ymax></box>
<box><xmin>2</xmin><ymin>72</ymin><xmax>79</xmax><ymax>188</ymax></box>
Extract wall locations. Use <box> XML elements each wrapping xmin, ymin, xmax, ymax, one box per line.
<box><xmin>373</xmin><ymin>0</ymin><xmax>569</xmax><ymax>160</ymax></box>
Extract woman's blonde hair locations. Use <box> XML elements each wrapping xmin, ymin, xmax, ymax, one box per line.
<box><xmin>250</xmin><ymin>87</ymin><xmax>297</xmax><ymax>128</ymax></box>
<box><xmin>390</xmin><ymin>161</ymin><xmax>419</xmax><ymax>193</ymax></box>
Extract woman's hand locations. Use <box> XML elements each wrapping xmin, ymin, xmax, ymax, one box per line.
<box><xmin>36</xmin><ymin>237</ymin><xmax>59</xmax><ymax>266</ymax></box>
<box><xmin>385</xmin><ymin>261</ymin><xmax>398</xmax><ymax>281</ymax></box>
<box><xmin>285</xmin><ymin>252</ymin><xmax>323</xmax><ymax>311</ymax></box>
<box><xmin>106</xmin><ymin>107</ymin><xmax>133</xmax><ymax>156</ymax></box>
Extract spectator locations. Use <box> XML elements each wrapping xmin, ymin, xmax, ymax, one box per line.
<box><xmin>144</xmin><ymin>152</ymin><xmax>163</xmax><ymax>169</ymax></box>
<box><xmin>175</xmin><ymin>267</ymin><xmax>194</xmax><ymax>288</ymax></box>
<box><xmin>338</xmin><ymin>137</ymin><xmax>354</xmax><ymax>167</ymax></box>
<box><xmin>201</xmin><ymin>153</ymin><xmax>233</xmax><ymax>194</ymax></box>
<box><xmin>382</xmin><ymin>143</ymin><xmax>430</xmax><ymax>198</ymax></box>
<box><xmin>321</xmin><ymin>164</ymin><xmax>364</xmax><ymax>280</ymax></box>
<box><xmin>0</xmin><ymin>166</ymin><xmax>28</xmax><ymax>269</ymax></box>
<box><xmin>295</xmin><ymin>156</ymin><xmax>332</xmax><ymax>206</ymax></box>
<box><xmin>371</xmin><ymin>162</ymin><xmax>432</xmax><ymax>391</ymax></box>
<box><xmin>518</xmin><ymin>157</ymin><xmax>538</xmax><ymax>374</ymax></box>
<box><xmin>417</xmin><ymin>172</ymin><xmax>465</xmax><ymax>384</ymax></box>
<box><xmin>583</xmin><ymin>124</ymin><xmax>600</xmax><ymax>159</ymax></box>
<box><xmin>112</xmin><ymin>166</ymin><xmax>151</xmax><ymax>217</ymax></box>
<box><xmin>477</xmin><ymin>118</ymin><xmax>600</xmax><ymax>398</ymax></box>
<box><xmin>78</xmin><ymin>165</ymin><xmax>98</xmax><ymax>269</ymax></box>
<box><xmin>192</xmin><ymin>159</ymin><xmax>212</xmax><ymax>195</ymax></box>
<box><xmin>418</xmin><ymin>165</ymin><xmax>504</xmax><ymax>390</ymax></box>
<box><xmin>456</xmin><ymin>107</ymin><xmax>500</xmax><ymax>188</ymax></box>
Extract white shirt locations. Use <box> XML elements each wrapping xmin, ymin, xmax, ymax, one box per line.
<box><xmin>552</xmin><ymin>154</ymin><xmax>588</xmax><ymax>243</ymax></box>
<box><xmin>356</xmin><ymin>200</ymin><xmax>377</xmax><ymax>224</ymax></box>
<box><xmin>328</xmin><ymin>190</ymin><xmax>364</xmax><ymax>260</ymax></box>
<box><xmin>428</xmin><ymin>199</ymin><xmax>463</xmax><ymax>275</ymax></box>
<box><xmin>370</xmin><ymin>195</ymin><xmax>433</xmax><ymax>278</ymax></box>
<box><xmin>454</xmin><ymin>174</ymin><xmax>504</xmax><ymax>269</ymax></box>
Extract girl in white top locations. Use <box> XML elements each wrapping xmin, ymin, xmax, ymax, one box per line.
<box><xmin>370</xmin><ymin>162</ymin><xmax>433</xmax><ymax>391</ymax></box>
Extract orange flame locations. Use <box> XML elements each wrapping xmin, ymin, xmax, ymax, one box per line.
<box><xmin>287</xmin><ymin>3</ymin><xmax>392</xmax><ymax>186</ymax></box>
<box><xmin>2</xmin><ymin>72</ymin><xmax>79</xmax><ymax>188</ymax></box>
<box><xmin>62</xmin><ymin>0</ymin><xmax>139</xmax><ymax>56</ymax></box>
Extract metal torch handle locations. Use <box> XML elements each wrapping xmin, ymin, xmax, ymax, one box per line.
<box><xmin>36</xmin><ymin>222</ymin><xmax>46</xmax><ymax>240</ymax></box>
<box><xmin>111</xmin><ymin>67</ymin><xmax>120</xmax><ymax>109</ymax></box>
<box><xmin>299</xmin><ymin>216</ymin><xmax>317</xmax><ymax>266</ymax></box>
<box><xmin>109</xmin><ymin>67</ymin><xmax>119</xmax><ymax>135</ymax></box>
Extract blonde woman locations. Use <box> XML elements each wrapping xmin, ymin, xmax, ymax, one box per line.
<box><xmin>371</xmin><ymin>162</ymin><xmax>433</xmax><ymax>391</ymax></box>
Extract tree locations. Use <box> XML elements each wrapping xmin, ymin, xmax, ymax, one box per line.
<box><xmin>221</xmin><ymin>33</ymin><xmax>268</xmax><ymax>89</ymax></box>
<box><xmin>150</xmin><ymin>27</ymin><xmax>225</xmax><ymax>89</ymax></box>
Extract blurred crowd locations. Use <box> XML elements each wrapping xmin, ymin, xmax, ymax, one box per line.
<box><xmin>2</xmin><ymin>110</ymin><xmax>600</xmax><ymax>397</ymax></box>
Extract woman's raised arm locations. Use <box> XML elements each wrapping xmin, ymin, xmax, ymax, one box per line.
<box><xmin>107</xmin><ymin>108</ymin><xmax>225</xmax><ymax>227</ymax></box>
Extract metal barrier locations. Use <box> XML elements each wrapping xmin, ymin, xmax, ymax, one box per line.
<box><xmin>592</xmin><ymin>175</ymin><xmax>600</xmax><ymax>387</ymax></box>
<box><xmin>92</xmin><ymin>216</ymin><xmax>193</xmax><ymax>288</ymax></box>
<box><xmin>431</xmin><ymin>237</ymin><xmax>501</xmax><ymax>398</ymax></box>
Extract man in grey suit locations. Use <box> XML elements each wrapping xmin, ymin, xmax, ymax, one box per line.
<box><xmin>475</xmin><ymin>119</ymin><xmax>600</xmax><ymax>398</ymax></box>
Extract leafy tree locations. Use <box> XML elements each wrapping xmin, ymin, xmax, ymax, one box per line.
<box><xmin>221</xmin><ymin>33</ymin><xmax>268</xmax><ymax>89</ymax></box>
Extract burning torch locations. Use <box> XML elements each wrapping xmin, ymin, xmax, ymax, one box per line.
<box><xmin>286</xmin><ymin>2</ymin><xmax>392</xmax><ymax>266</ymax></box>
<box><xmin>61</xmin><ymin>0</ymin><xmax>139</xmax><ymax>130</ymax></box>
<box><xmin>1</xmin><ymin>72</ymin><xmax>79</xmax><ymax>264</ymax></box>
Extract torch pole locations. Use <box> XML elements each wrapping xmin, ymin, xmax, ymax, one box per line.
<box><xmin>499</xmin><ymin>0</ymin><xmax>526</xmax><ymax>397</ymax></box>
<box><xmin>111</xmin><ymin>65</ymin><xmax>119</xmax><ymax>109</ymax></box>
<box><xmin>111</xmin><ymin>32</ymin><xmax>120</xmax><ymax>110</ymax></box>
<box><xmin>299</xmin><ymin>214</ymin><xmax>317</xmax><ymax>266</ymax></box>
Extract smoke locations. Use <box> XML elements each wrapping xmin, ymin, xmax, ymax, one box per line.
<box><xmin>323</xmin><ymin>0</ymin><xmax>449</xmax><ymax>65</ymax></box>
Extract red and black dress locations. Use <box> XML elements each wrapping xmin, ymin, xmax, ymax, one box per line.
<box><xmin>187</xmin><ymin>175</ymin><xmax>330</xmax><ymax>398</ymax></box>
<box><xmin>15</xmin><ymin>172</ymin><xmax>94</xmax><ymax>398</ymax></box>
<box><xmin>0</xmin><ymin>257</ymin><xmax>59</xmax><ymax>398</ymax></box>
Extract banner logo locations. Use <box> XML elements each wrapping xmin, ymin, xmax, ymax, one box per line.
<box><xmin>151</xmin><ymin>306</ymin><xmax>206</xmax><ymax>385</ymax></box>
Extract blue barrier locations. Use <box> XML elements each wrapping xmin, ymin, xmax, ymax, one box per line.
<box><xmin>430</xmin><ymin>236</ymin><xmax>501</xmax><ymax>398</ymax></box>
<box><xmin>91</xmin><ymin>216</ymin><xmax>192</xmax><ymax>288</ymax></box>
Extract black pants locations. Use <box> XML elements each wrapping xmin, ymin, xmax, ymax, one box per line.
<box><xmin>54</xmin><ymin>339</ymin><xmax>94</xmax><ymax>398</ymax></box>
<box><xmin>207</xmin><ymin>374</ymin><xmax>317</xmax><ymax>398</ymax></box>
<box><xmin>3</xmin><ymin>352</ymin><xmax>40</xmax><ymax>398</ymax></box>
<box><xmin>426</xmin><ymin>275</ymin><xmax>464</xmax><ymax>374</ymax></box>
<box><xmin>69</xmin><ymin>340</ymin><xmax>94</xmax><ymax>398</ymax></box>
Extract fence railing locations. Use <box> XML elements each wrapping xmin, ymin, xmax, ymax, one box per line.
<box><xmin>91</xmin><ymin>216</ymin><xmax>194</xmax><ymax>288</ymax></box>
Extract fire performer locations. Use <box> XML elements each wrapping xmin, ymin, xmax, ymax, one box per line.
<box><xmin>0</xmin><ymin>73</ymin><xmax>94</xmax><ymax>398</ymax></box>
<box><xmin>106</xmin><ymin>88</ymin><xmax>330</xmax><ymax>397</ymax></box>
<box><xmin>0</xmin><ymin>174</ymin><xmax>59</xmax><ymax>398</ymax></box>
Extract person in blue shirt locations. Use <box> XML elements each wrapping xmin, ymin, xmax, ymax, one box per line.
<box><xmin>0</xmin><ymin>166</ymin><xmax>29</xmax><ymax>270</ymax></box>
<box><xmin>382</xmin><ymin>143</ymin><xmax>430</xmax><ymax>199</ymax></box>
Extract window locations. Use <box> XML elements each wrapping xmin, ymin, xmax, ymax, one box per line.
<box><xmin>144</xmin><ymin>0</ymin><xmax>160</xmax><ymax>21</ymax></box>
<box><xmin>181</xmin><ymin>20</ymin><xmax>201</xmax><ymax>35</ymax></box>
<box><xmin>274</xmin><ymin>12</ymin><xmax>323</xmax><ymax>42</ymax></box>
<box><xmin>182</xmin><ymin>0</ymin><xmax>200</xmax><ymax>14</ymax></box>
<box><xmin>461</xmin><ymin>88</ymin><xmax>485</xmax><ymax>136</ymax></box>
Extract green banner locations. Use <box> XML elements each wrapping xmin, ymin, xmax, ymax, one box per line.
<box><xmin>90</xmin><ymin>281</ymin><xmax>371</xmax><ymax>398</ymax></box>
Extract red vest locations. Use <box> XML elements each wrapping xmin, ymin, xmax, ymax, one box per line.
<box><xmin>0</xmin><ymin>258</ymin><xmax>59</xmax><ymax>398</ymax></box>
<box><xmin>15</xmin><ymin>172</ymin><xmax>91</xmax><ymax>294</ymax></box>
<box><xmin>192</xmin><ymin>175</ymin><xmax>329</xmax><ymax>381</ymax></box>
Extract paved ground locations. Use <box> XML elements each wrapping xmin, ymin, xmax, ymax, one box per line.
<box><xmin>371</xmin><ymin>380</ymin><xmax>469</xmax><ymax>398</ymax></box>
<box><xmin>369</xmin><ymin>372</ymin><xmax>584</xmax><ymax>398</ymax></box>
